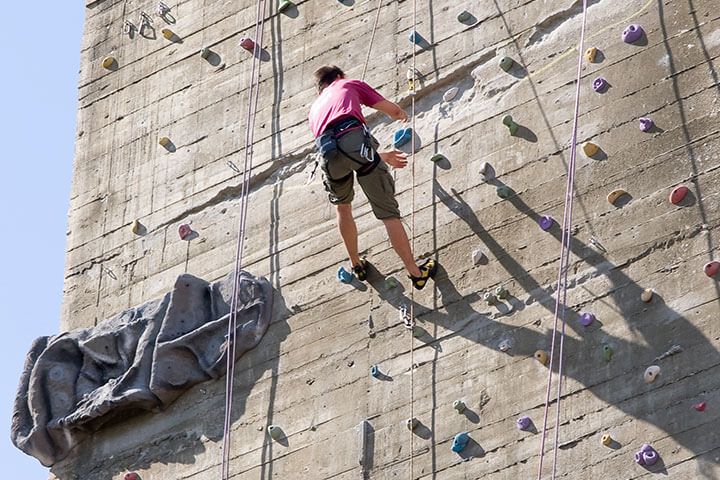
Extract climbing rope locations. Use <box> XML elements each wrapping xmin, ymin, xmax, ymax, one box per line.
<box><xmin>408</xmin><ymin>0</ymin><xmax>418</xmax><ymax>476</ymax></box>
<box><xmin>536</xmin><ymin>1</ymin><xmax>588</xmax><ymax>479</ymax></box>
<box><xmin>220</xmin><ymin>0</ymin><xmax>268</xmax><ymax>477</ymax></box>
<box><xmin>360</xmin><ymin>0</ymin><xmax>384</xmax><ymax>81</ymax></box>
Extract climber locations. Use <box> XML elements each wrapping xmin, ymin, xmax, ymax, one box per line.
<box><xmin>309</xmin><ymin>65</ymin><xmax>437</xmax><ymax>289</ymax></box>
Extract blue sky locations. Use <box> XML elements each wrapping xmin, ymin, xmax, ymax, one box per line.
<box><xmin>0</xmin><ymin>1</ymin><xmax>83</xmax><ymax>476</ymax></box>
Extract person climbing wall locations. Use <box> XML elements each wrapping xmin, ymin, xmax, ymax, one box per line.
<box><xmin>308</xmin><ymin>65</ymin><xmax>437</xmax><ymax>289</ymax></box>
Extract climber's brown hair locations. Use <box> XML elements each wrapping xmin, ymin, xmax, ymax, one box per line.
<box><xmin>314</xmin><ymin>65</ymin><xmax>345</xmax><ymax>93</ymax></box>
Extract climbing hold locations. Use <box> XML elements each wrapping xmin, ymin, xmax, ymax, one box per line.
<box><xmin>498</xmin><ymin>339</ymin><xmax>512</xmax><ymax>352</ymax></box>
<box><xmin>539</xmin><ymin>215</ymin><xmax>554</xmax><ymax>231</ymax></box>
<box><xmin>178</xmin><ymin>223</ymin><xmax>192</xmax><ymax>240</ymax></box>
<box><xmin>239</xmin><ymin>37</ymin><xmax>256</xmax><ymax>51</ymax></box>
<box><xmin>607</xmin><ymin>189</ymin><xmax>628</xmax><ymax>205</ymax></box>
<box><xmin>200</xmin><ymin>47</ymin><xmax>212</xmax><ymax>59</ymax></box>
<box><xmin>579</xmin><ymin>312</ymin><xmax>595</xmax><ymax>327</ymax></box>
<box><xmin>161</xmin><ymin>28</ymin><xmax>175</xmax><ymax>40</ymax></box>
<box><xmin>406</xmin><ymin>418</ymin><xmax>419</xmax><ymax>430</ymax></box>
<box><xmin>457</xmin><ymin>10</ymin><xmax>472</xmax><ymax>22</ymax></box>
<box><xmin>635</xmin><ymin>443</ymin><xmax>659</xmax><ymax>466</ymax></box>
<box><xmin>693</xmin><ymin>401</ymin><xmax>706</xmax><ymax>412</ymax></box>
<box><xmin>472</xmin><ymin>249</ymin><xmax>486</xmax><ymax>265</ymax></box>
<box><xmin>582</xmin><ymin>142</ymin><xmax>599</xmax><ymax>157</ymax></box>
<box><xmin>479</xmin><ymin>162</ymin><xmax>494</xmax><ymax>181</ymax></box>
<box><xmin>393</xmin><ymin>128</ymin><xmax>412</xmax><ymax>148</ymax></box>
<box><xmin>268</xmin><ymin>425</ymin><xmax>283</xmax><ymax>440</ymax></box>
<box><xmin>643</xmin><ymin>365</ymin><xmax>660</xmax><ymax>384</ymax></box>
<box><xmin>370</xmin><ymin>365</ymin><xmax>380</xmax><ymax>378</ymax></box>
<box><xmin>443</xmin><ymin>87</ymin><xmax>459</xmax><ymax>102</ymax></box>
<box><xmin>495</xmin><ymin>285</ymin><xmax>509</xmax><ymax>300</ymax></box>
<box><xmin>453</xmin><ymin>400</ymin><xmax>466</xmax><ymax>413</ymax></box>
<box><xmin>124</xmin><ymin>474</ymin><xmax>141</xmax><ymax>480</ymax></box>
<box><xmin>502</xmin><ymin>115</ymin><xmax>519</xmax><ymax>135</ymax></box>
<box><xmin>384</xmin><ymin>276</ymin><xmax>398</xmax><ymax>289</ymax></box>
<box><xmin>159</xmin><ymin>136</ymin><xmax>172</xmax><ymax>149</ymax></box>
<box><xmin>430</xmin><ymin>153</ymin><xmax>447</xmax><ymax>162</ymax></box>
<box><xmin>516</xmin><ymin>416</ymin><xmax>531</xmax><ymax>431</ymax></box>
<box><xmin>535</xmin><ymin>350</ymin><xmax>549</xmax><ymax>366</ymax></box>
<box><xmin>101</xmin><ymin>56</ymin><xmax>117</xmax><ymax>70</ymax></box>
<box><xmin>499</xmin><ymin>56</ymin><xmax>514</xmax><ymax>72</ymax></box>
<box><xmin>584</xmin><ymin>47</ymin><xmax>598</xmax><ymax>63</ymax></box>
<box><xmin>337</xmin><ymin>266</ymin><xmax>354</xmax><ymax>284</ymax></box>
<box><xmin>601</xmin><ymin>434</ymin><xmax>613</xmax><ymax>446</ymax></box>
<box><xmin>451</xmin><ymin>432</ymin><xmax>469</xmax><ymax>453</ymax></box>
<box><xmin>592</xmin><ymin>77</ymin><xmax>608</xmax><ymax>93</ymax></box>
<box><xmin>622</xmin><ymin>24</ymin><xmax>644</xmax><ymax>44</ymax></box>
<box><xmin>131</xmin><ymin>219</ymin><xmax>142</xmax><ymax>235</ymax></box>
<box><xmin>496</xmin><ymin>185</ymin><xmax>514</xmax><ymax>199</ymax></box>
<box><xmin>639</xmin><ymin>117</ymin><xmax>654</xmax><ymax>132</ymax></box>
<box><xmin>704</xmin><ymin>261</ymin><xmax>720</xmax><ymax>277</ymax></box>
<box><xmin>641</xmin><ymin>288</ymin><xmax>653</xmax><ymax>303</ymax></box>
<box><xmin>602</xmin><ymin>344</ymin><xmax>613</xmax><ymax>362</ymax></box>
<box><xmin>408</xmin><ymin>30</ymin><xmax>422</xmax><ymax>45</ymax></box>
<box><xmin>483</xmin><ymin>291</ymin><xmax>497</xmax><ymax>305</ymax></box>
<box><xmin>669</xmin><ymin>185</ymin><xmax>689</xmax><ymax>205</ymax></box>
<box><xmin>278</xmin><ymin>0</ymin><xmax>294</xmax><ymax>13</ymax></box>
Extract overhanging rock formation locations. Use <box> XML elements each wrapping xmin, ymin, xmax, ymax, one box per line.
<box><xmin>11</xmin><ymin>270</ymin><xmax>273</xmax><ymax>467</ymax></box>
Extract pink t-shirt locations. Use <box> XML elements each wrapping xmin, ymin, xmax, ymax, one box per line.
<box><xmin>308</xmin><ymin>78</ymin><xmax>385</xmax><ymax>137</ymax></box>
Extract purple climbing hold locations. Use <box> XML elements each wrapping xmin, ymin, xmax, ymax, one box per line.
<box><xmin>593</xmin><ymin>77</ymin><xmax>608</xmax><ymax>93</ymax></box>
<box><xmin>579</xmin><ymin>312</ymin><xmax>595</xmax><ymax>327</ymax></box>
<box><xmin>635</xmin><ymin>443</ymin><xmax>659</xmax><ymax>466</ymax></box>
<box><xmin>639</xmin><ymin>117</ymin><xmax>654</xmax><ymax>132</ymax></box>
<box><xmin>539</xmin><ymin>216</ymin><xmax>554</xmax><ymax>231</ymax></box>
<box><xmin>516</xmin><ymin>416</ymin><xmax>531</xmax><ymax>431</ymax></box>
<box><xmin>622</xmin><ymin>24</ymin><xmax>644</xmax><ymax>44</ymax></box>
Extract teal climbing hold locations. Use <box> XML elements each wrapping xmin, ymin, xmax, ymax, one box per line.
<box><xmin>394</xmin><ymin>128</ymin><xmax>412</xmax><ymax>148</ymax></box>
<box><xmin>496</xmin><ymin>185</ymin><xmax>514</xmax><ymax>199</ymax></box>
<box><xmin>499</xmin><ymin>56</ymin><xmax>514</xmax><ymax>72</ymax></box>
<box><xmin>278</xmin><ymin>0</ymin><xmax>293</xmax><ymax>12</ymax></box>
<box><xmin>384</xmin><ymin>276</ymin><xmax>398</xmax><ymax>289</ymax></box>
<box><xmin>337</xmin><ymin>266</ymin><xmax>354</xmax><ymax>283</ymax></box>
<box><xmin>502</xmin><ymin>115</ymin><xmax>519</xmax><ymax>135</ymax></box>
<box><xmin>602</xmin><ymin>344</ymin><xmax>613</xmax><ymax>362</ymax></box>
<box><xmin>409</xmin><ymin>30</ymin><xmax>423</xmax><ymax>45</ymax></box>
<box><xmin>457</xmin><ymin>10</ymin><xmax>472</xmax><ymax>22</ymax></box>
<box><xmin>452</xmin><ymin>432</ymin><xmax>469</xmax><ymax>453</ymax></box>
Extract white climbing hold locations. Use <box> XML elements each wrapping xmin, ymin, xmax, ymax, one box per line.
<box><xmin>472</xmin><ymin>249</ymin><xmax>486</xmax><ymax>265</ymax></box>
<box><xmin>498</xmin><ymin>339</ymin><xmax>512</xmax><ymax>352</ymax></box>
<box><xmin>644</xmin><ymin>365</ymin><xmax>660</xmax><ymax>383</ymax></box>
<box><xmin>479</xmin><ymin>161</ymin><xmax>494</xmax><ymax>181</ymax></box>
<box><xmin>443</xmin><ymin>87</ymin><xmax>459</xmax><ymax>102</ymax></box>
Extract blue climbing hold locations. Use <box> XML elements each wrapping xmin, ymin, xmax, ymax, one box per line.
<box><xmin>452</xmin><ymin>432</ymin><xmax>470</xmax><ymax>453</ymax></box>
<box><xmin>394</xmin><ymin>128</ymin><xmax>412</xmax><ymax>148</ymax></box>
<box><xmin>337</xmin><ymin>266</ymin><xmax>354</xmax><ymax>283</ymax></box>
<box><xmin>408</xmin><ymin>30</ymin><xmax>422</xmax><ymax>45</ymax></box>
<box><xmin>370</xmin><ymin>365</ymin><xmax>380</xmax><ymax>378</ymax></box>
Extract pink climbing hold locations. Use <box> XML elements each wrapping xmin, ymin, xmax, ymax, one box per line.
<box><xmin>669</xmin><ymin>185</ymin><xmax>689</xmax><ymax>205</ymax></box>
<box><xmin>693</xmin><ymin>401</ymin><xmax>706</xmax><ymax>412</ymax></box>
<box><xmin>178</xmin><ymin>224</ymin><xmax>193</xmax><ymax>240</ymax></box>
<box><xmin>239</xmin><ymin>37</ymin><xmax>256</xmax><ymax>51</ymax></box>
<box><xmin>704</xmin><ymin>260</ymin><xmax>720</xmax><ymax>277</ymax></box>
<box><xmin>124</xmin><ymin>473</ymin><xmax>141</xmax><ymax>480</ymax></box>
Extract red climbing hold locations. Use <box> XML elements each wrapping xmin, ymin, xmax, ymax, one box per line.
<box><xmin>178</xmin><ymin>224</ymin><xmax>192</xmax><ymax>240</ymax></box>
<box><xmin>239</xmin><ymin>37</ymin><xmax>256</xmax><ymax>51</ymax></box>
<box><xmin>693</xmin><ymin>401</ymin><xmax>706</xmax><ymax>412</ymax></box>
<box><xmin>669</xmin><ymin>185</ymin><xmax>689</xmax><ymax>205</ymax></box>
<box><xmin>124</xmin><ymin>473</ymin><xmax>141</xmax><ymax>480</ymax></box>
<box><xmin>704</xmin><ymin>261</ymin><xmax>720</xmax><ymax>277</ymax></box>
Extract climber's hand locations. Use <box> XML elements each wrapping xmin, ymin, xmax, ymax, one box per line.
<box><xmin>380</xmin><ymin>150</ymin><xmax>408</xmax><ymax>168</ymax></box>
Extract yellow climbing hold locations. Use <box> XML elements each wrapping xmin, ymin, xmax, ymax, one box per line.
<box><xmin>607</xmin><ymin>188</ymin><xmax>628</xmax><ymax>205</ymax></box>
<box><xmin>582</xmin><ymin>142</ymin><xmax>599</xmax><ymax>157</ymax></box>
<box><xmin>534</xmin><ymin>350</ymin><xmax>548</xmax><ymax>366</ymax></box>
<box><xmin>101</xmin><ymin>56</ymin><xmax>116</xmax><ymax>70</ymax></box>
<box><xmin>601</xmin><ymin>433</ymin><xmax>612</xmax><ymax>446</ymax></box>
<box><xmin>161</xmin><ymin>28</ymin><xmax>175</xmax><ymax>40</ymax></box>
<box><xmin>585</xmin><ymin>47</ymin><xmax>598</xmax><ymax>63</ymax></box>
<box><xmin>159</xmin><ymin>136</ymin><xmax>172</xmax><ymax>149</ymax></box>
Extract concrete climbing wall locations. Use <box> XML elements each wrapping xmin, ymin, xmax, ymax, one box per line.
<box><xmin>53</xmin><ymin>0</ymin><xmax>720</xmax><ymax>478</ymax></box>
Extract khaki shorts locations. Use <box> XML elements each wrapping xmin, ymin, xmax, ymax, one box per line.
<box><xmin>320</xmin><ymin>128</ymin><xmax>401</xmax><ymax>220</ymax></box>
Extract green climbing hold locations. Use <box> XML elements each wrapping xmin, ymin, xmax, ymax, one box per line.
<box><xmin>384</xmin><ymin>276</ymin><xmax>399</xmax><ymax>289</ymax></box>
<box><xmin>502</xmin><ymin>115</ymin><xmax>519</xmax><ymax>135</ymax></box>
<box><xmin>496</xmin><ymin>185</ymin><xmax>514</xmax><ymax>199</ymax></box>
<box><xmin>268</xmin><ymin>425</ymin><xmax>283</xmax><ymax>440</ymax></box>
<box><xmin>457</xmin><ymin>10</ymin><xmax>472</xmax><ymax>22</ymax></box>
<box><xmin>483</xmin><ymin>291</ymin><xmax>497</xmax><ymax>305</ymax></box>
<box><xmin>278</xmin><ymin>0</ymin><xmax>293</xmax><ymax>12</ymax></box>
<box><xmin>499</xmin><ymin>56</ymin><xmax>514</xmax><ymax>72</ymax></box>
<box><xmin>495</xmin><ymin>285</ymin><xmax>509</xmax><ymax>300</ymax></box>
<box><xmin>602</xmin><ymin>344</ymin><xmax>613</xmax><ymax>362</ymax></box>
<box><xmin>430</xmin><ymin>153</ymin><xmax>447</xmax><ymax>162</ymax></box>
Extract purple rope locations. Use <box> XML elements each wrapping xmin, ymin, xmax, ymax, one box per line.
<box><xmin>536</xmin><ymin>1</ymin><xmax>588</xmax><ymax>479</ymax></box>
<box><xmin>221</xmin><ymin>0</ymin><xmax>268</xmax><ymax>477</ymax></box>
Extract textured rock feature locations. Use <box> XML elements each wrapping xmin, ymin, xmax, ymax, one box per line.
<box><xmin>11</xmin><ymin>271</ymin><xmax>273</xmax><ymax>467</ymax></box>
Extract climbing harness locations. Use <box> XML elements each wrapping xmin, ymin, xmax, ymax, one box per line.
<box><xmin>315</xmin><ymin>118</ymin><xmax>381</xmax><ymax>179</ymax></box>
<box><xmin>535</xmin><ymin>1</ymin><xmax>589</xmax><ymax>479</ymax></box>
<box><xmin>220</xmin><ymin>0</ymin><xmax>268</xmax><ymax>476</ymax></box>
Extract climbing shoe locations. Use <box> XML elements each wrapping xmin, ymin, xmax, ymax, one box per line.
<box><xmin>353</xmin><ymin>258</ymin><xmax>368</xmax><ymax>282</ymax></box>
<box><xmin>409</xmin><ymin>258</ymin><xmax>438</xmax><ymax>290</ymax></box>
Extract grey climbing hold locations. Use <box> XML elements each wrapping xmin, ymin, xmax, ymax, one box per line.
<box><xmin>483</xmin><ymin>291</ymin><xmax>497</xmax><ymax>305</ymax></box>
<box><xmin>472</xmin><ymin>249</ymin><xmax>486</xmax><ymax>265</ymax></box>
<box><xmin>457</xmin><ymin>10</ymin><xmax>472</xmax><ymax>22</ymax></box>
<box><xmin>406</xmin><ymin>418</ymin><xmax>419</xmax><ymax>430</ymax></box>
<box><xmin>499</xmin><ymin>56</ymin><xmax>514</xmax><ymax>72</ymax></box>
<box><xmin>443</xmin><ymin>87</ymin><xmax>459</xmax><ymax>102</ymax></box>
<box><xmin>498</xmin><ymin>339</ymin><xmax>512</xmax><ymax>352</ymax></box>
<box><xmin>479</xmin><ymin>161</ymin><xmax>494</xmax><ymax>181</ymax></box>
<box><xmin>200</xmin><ymin>47</ymin><xmax>212</xmax><ymax>59</ymax></box>
<box><xmin>268</xmin><ymin>425</ymin><xmax>283</xmax><ymax>440</ymax></box>
<box><xmin>644</xmin><ymin>365</ymin><xmax>660</xmax><ymax>383</ymax></box>
<box><xmin>453</xmin><ymin>400</ymin><xmax>466</xmax><ymax>413</ymax></box>
<box><xmin>495</xmin><ymin>285</ymin><xmax>509</xmax><ymax>300</ymax></box>
<box><xmin>641</xmin><ymin>288</ymin><xmax>653</xmax><ymax>303</ymax></box>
